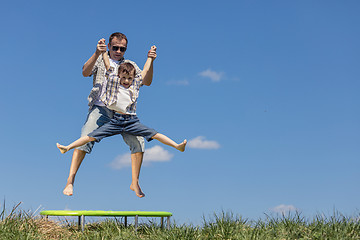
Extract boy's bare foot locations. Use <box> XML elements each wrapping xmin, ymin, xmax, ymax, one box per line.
<box><xmin>57</xmin><ymin>143</ymin><xmax>69</xmax><ymax>154</ymax></box>
<box><xmin>176</xmin><ymin>139</ymin><xmax>187</xmax><ymax>152</ymax></box>
<box><xmin>130</xmin><ymin>183</ymin><xmax>145</xmax><ymax>198</ymax></box>
<box><xmin>63</xmin><ymin>183</ymin><xmax>74</xmax><ymax>196</ymax></box>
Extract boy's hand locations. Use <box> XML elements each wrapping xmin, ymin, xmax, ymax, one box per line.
<box><xmin>147</xmin><ymin>45</ymin><xmax>157</xmax><ymax>60</ymax></box>
<box><xmin>96</xmin><ymin>38</ymin><xmax>107</xmax><ymax>55</ymax></box>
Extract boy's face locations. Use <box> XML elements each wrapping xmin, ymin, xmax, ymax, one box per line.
<box><xmin>119</xmin><ymin>72</ymin><xmax>134</xmax><ymax>88</ymax></box>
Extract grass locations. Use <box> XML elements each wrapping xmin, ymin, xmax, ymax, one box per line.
<box><xmin>1</xmin><ymin>203</ymin><xmax>360</xmax><ymax>239</ymax></box>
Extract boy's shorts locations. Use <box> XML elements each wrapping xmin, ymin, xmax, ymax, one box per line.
<box><xmin>77</xmin><ymin>105</ymin><xmax>145</xmax><ymax>154</ymax></box>
<box><xmin>88</xmin><ymin>113</ymin><xmax>158</xmax><ymax>143</ymax></box>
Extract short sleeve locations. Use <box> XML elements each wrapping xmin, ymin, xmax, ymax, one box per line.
<box><xmin>90</xmin><ymin>55</ymin><xmax>102</xmax><ymax>76</ymax></box>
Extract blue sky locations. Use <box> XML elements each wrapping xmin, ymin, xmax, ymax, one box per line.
<box><xmin>1</xmin><ymin>0</ymin><xmax>359</xmax><ymax>225</ymax></box>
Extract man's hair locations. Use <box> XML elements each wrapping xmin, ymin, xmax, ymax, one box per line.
<box><xmin>109</xmin><ymin>32</ymin><xmax>128</xmax><ymax>45</ymax></box>
<box><xmin>118</xmin><ymin>62</ymin><xmax>135</xmax><ymax>77</ymax></box>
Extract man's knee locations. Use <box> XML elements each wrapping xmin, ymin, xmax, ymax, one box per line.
<box><xmin>76</xmin><ymin>142</ymin><xmax>94</xmax><ymax>154</ymax></box>
<box><xmin>131</xmin><ymin>151</ymin><xmax>144</xmax><ymax>161</ymax></box>
<box><xmin>73</xmin><ymin>148</ymin><xmax>86</xmax><ymax>156</ymax></box>
<box><xmin>122</xmin><ymin>134</ymin><xmax>145</xmax><ymax>153</ymax></box>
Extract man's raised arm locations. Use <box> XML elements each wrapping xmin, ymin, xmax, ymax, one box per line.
<box><xmin>141</xmin><ymin>45</ymin><xmax>157</xmax><ymax>86</ymax></box>
<box><xmin>82</xmin><ymin>38</ymin><xmax>107</xmax><ymax>77</ymax></box>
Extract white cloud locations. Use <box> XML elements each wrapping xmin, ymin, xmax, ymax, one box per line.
<box><xmin>144</xmin><ymin>145</ymin><xmax>174</xmax><ymax>162</ymax></box>
<box><xmin>270</xmin><ymin>204</ymin><xmax>298</xmax><ymax>214</ymax></box>
<box><xmin>109</xmin><ymin>153</ymin><xmax>132</xmax><ymax>170</ymax></box>
<box><xmin>166</xmin><ymin>79</ymin><xmax>190</xmax><ymax>86</ymax></box>
<box><xmin>199</xmin><ymin>69</ymin><xmax>224</xmax><ymax>82</ymax></box>
<box><xmin>109</xmin><ymin>146</ymin><xmax>174</xmax><ymax>170</ymax></box>
<box><xmin>188</xmin><ymin>136</ymin><xmax>220</xmax><ymax>149</ymax></box>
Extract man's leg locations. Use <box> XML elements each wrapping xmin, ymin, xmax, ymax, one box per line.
<box><xmin>130</xmin><ymin>152</ymin><xmax>145</xmax><ymax>198</ymax></box>
<box><xmin>122</xmin><ymin>133</ymin><xmax>146</xmax><ymax>198</ymax></box>
<box><xmin>63</xmin><ymin>106</ymin><xmax>114</xmax><ymax>196</ymax></box>
<box><xmin>63</xmin><ymin>149</ymin><xmax>86</xmax><ymax>196</ymax></box>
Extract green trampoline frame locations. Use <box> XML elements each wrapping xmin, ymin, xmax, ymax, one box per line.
<box><xmin>40</xmin><ymin>210</ymin><xmax>172</xmax><ymax>231</ymax></box>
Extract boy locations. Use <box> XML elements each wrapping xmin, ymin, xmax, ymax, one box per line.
<box><xmin>57</xmin><ymin>51</ymin><xmax>187</xmax><ymax>155</ymax></box>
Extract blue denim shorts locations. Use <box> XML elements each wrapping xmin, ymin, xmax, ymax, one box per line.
<box><xmin>77</xmin><ymin>105</ymin><xmax>145</xmax><ymax>154</ymax></box>
<box><xmin>88</xmin><ymin>113</ymin><xmax>158</xmax><ymax>143</ymax></box>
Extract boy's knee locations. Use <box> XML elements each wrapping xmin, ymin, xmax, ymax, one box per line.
<box><xmin>87</xmin><ymin>136</ymin><xmax>96</xmax><ymax>142</ymax></box>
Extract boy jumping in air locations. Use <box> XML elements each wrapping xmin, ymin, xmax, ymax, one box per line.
<box><xmin>57</xmin><ymin>45</ymin><xmax>186</xmax><ymax>155</ymax></box>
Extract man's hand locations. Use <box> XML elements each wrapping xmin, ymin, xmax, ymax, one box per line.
<box><xmin>96</xmin><ymin>38</ymin><xmax>107</xmax><ymax>55</ymax></box>
<box><xmin>142</xmin><ymin>45</ymin><xmax>157</xmax><ymax>86</ymax></box>
<box><xmin>147</xmin><ymin>45</ymin><xmax>157</xmax><ymax>60</ymax></box>
<box><xmin>82</xmin><ymin>38</ymin><xmax>107</xmax><ymax>77</ymax></box>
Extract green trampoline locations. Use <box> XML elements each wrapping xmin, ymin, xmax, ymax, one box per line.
<box><xmin>40</xmin><ymin>210</ymin><xmax>172</xmax><ymax>231</ymax></box>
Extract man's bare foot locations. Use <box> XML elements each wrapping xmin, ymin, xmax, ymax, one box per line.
<box><xmin>130</xmin><ymin>183</ymin><xmax>145</xmax><ymax>198</ymax></box>
<box><xmin>57</xmin><ymin>143</ymin><xmax>69</xmax><ymax>154</ymax></box>
<box><xmin>63</xmin><ymin>183</ymin><xmax>73</xmax><ymax>196</ymax></box>
<box><xmin>176</xmin><ymin>139</ymin><xmax>187</xmax><ymax>152</ymax></box>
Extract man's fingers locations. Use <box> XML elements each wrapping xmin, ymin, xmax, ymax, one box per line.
<box><xmin>97</xmin><ymin>38</ymin><xmax>107</xmax><ymax>53</ymax></box>
<box><xmin>148</xmin><ymin>52</ymin><xmax>157</xmax><ymax>59</ymax></box>
<box><xmin>147</xmin><ymin>45</ymin><xmax>157</xmax><ymax>58</ymax></box>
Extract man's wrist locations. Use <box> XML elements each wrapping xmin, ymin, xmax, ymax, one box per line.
<box><xmin>95</xmin><ymin>49</ymin><xmax>102</xmax><ymax>56</ymax></box>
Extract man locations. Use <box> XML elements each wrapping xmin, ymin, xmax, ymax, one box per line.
<box><xmin>63</xmin><ymin>32</ymin><xmax>156</xmax><ymax>198</ymax></box>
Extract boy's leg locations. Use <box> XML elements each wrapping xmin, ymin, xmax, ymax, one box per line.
<box><xmin>57</xmin><ymin>136</ymin><xmax>96</xmax><ymax>154</ymax></box>
<box><xmin>152</xmin><ymin>133</ymin><xmax>187</xmax><ymax>152</ymax></box>
<box><xmin>122</xmin><ymin>116</ymin><xmax>186</xmax><ymax>152</ymax></box>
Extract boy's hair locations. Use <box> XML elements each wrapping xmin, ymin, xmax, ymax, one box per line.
<box><xmin>118</xmin><ymin>62</ymin><xmax>136</xmax><ymax>78</ymax></box>
<box><xmin>109</xmin><ymin>32</ymin><xmax>128</xmax><ymax>45</ymax></box>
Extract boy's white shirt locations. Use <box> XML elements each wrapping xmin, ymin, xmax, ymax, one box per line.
<box><xmin>93</xmin><ymin>58</ymin><xmax>119</xmax><ymax>106</ymax></box>
<box><xmin>107</xmin><ymin>85</ymin><xmax>134</xmax><ymax>114</ymax></box>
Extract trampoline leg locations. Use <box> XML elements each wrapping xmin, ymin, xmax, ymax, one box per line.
<box><xmin>167</xmin><ymin>216</ymin><xmax>171</xmax><ymax>230</ymax></box>
<box><xmin>78</xmin><ymin>216</ymin><xmax>81</xmax><ymax>230</ymax></box>
<box><xmin>78</xmin><ymin>215</ymin><xmax>85</xmax><ymax>231</ymax></box>
<box><xmin>125</xmin><ymin>216</ymin><xmax>128</xmax><ymax>227</ymax></box>
<box><xmin>135</xmin><ymin>215</ymin><xmax>138</xmax><ymax>231</ymax></box>
<box><xmin>81</xmin><ymin>215</ymin><xmax>85</xmax><ymax>232</ymax></box>
<box><xmin>161</xmin><ymin>217</ymin><xmax>164</xmax><ymax>228</ymax></box>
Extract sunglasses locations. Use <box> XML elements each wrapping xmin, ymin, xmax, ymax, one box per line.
<box><xmin>112</xmin><ymin>46</ymin><xmax>127</xmax><ymax>52</ymax></box>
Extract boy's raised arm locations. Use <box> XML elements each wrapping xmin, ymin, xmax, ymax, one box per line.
<box><xmin>141</xmin><ymin>45</ymin><xmax>157</xmax><ymax>86</ymax></box>
<box><xmin>102</xmin><ymin>50</ymin><xmax>110</xmax><ymax>71</ymax></box>
<box><xmin>82</xmin><ymin>38</ymin><xmax>107</xmax><ymax>77</ymax></box>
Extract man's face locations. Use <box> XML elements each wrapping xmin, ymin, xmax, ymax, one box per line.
<box><xmin>108</xmin><ymin>37</ymin><xmax>127</xmax><ymax>61</ymax></box>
